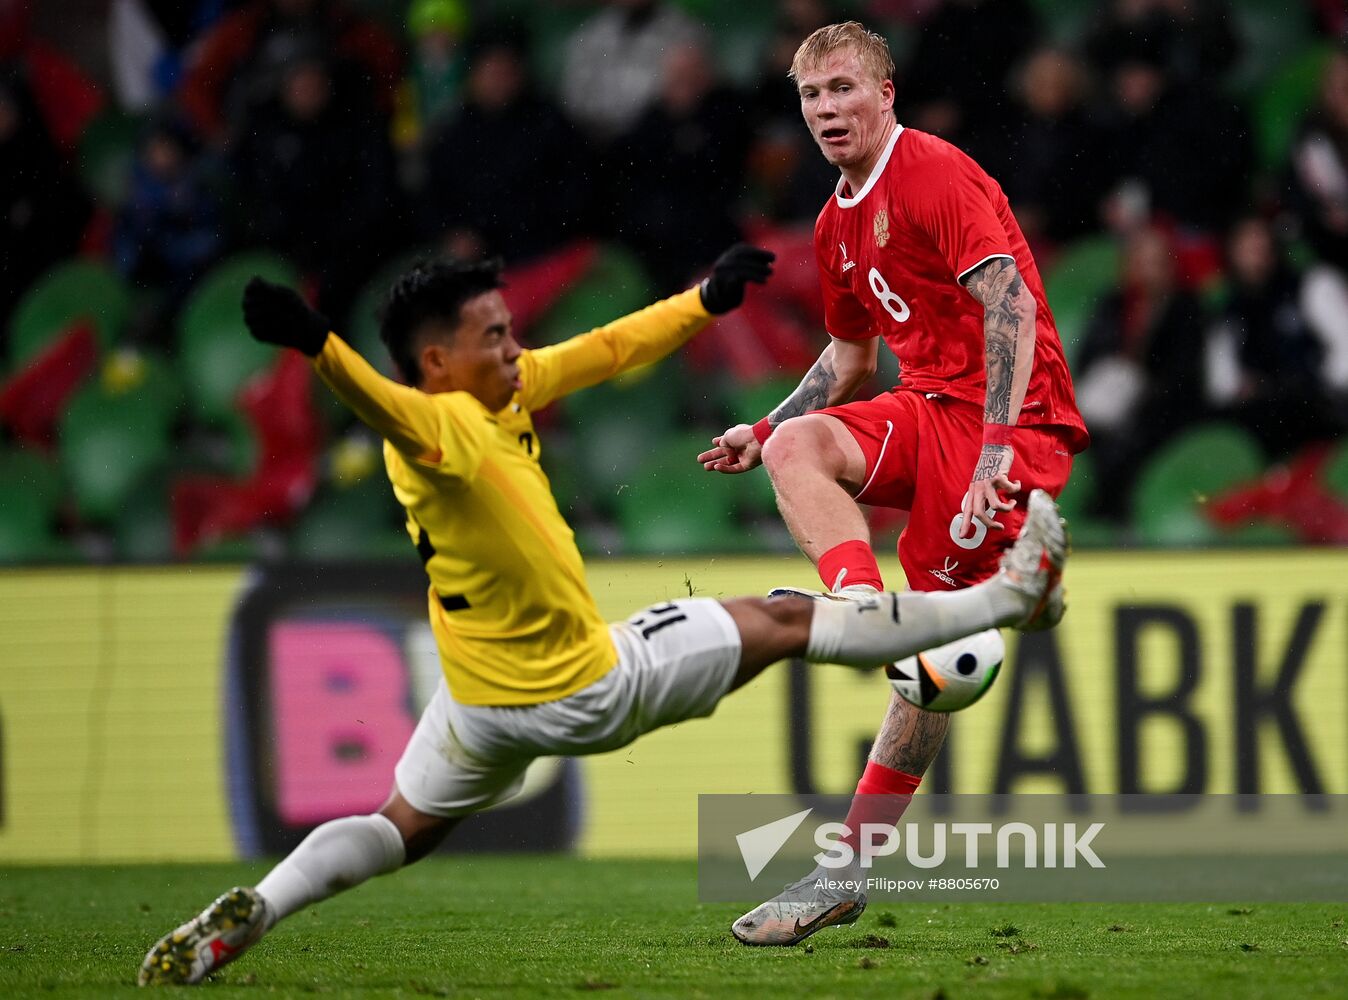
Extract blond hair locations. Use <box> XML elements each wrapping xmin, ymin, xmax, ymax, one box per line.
<box><xmin>789</xmin><ymin>21</ymin><xmax>895</xmax><ymax>86</ymax></box>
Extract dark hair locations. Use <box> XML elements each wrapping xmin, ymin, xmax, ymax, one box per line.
<box><xmin>378</xmin><ymin>257</ymin><xmax>505</xmax><ymax>384</ymax></box>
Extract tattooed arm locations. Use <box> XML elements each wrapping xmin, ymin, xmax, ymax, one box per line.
<box><xmin>959</xmin><ymin>256</ymin><xmax>1038</xmax><ymax>535</ymax></box>
<box><xmin>698</xmin><ymin>336</ymin><xmax>878</xmax><ymax>474</ymax></box>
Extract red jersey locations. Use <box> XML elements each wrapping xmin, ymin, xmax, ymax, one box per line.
<box><xmin>815</xmin><ymin>125</ymin><xmax>1088</xmax><ymax>450</ymax></box>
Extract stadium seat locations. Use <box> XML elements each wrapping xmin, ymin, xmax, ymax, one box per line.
<box><xmin>1044</xmin><ymin>235</ymin><xmax>1119</xmax><ymax>368</ymax></box>
<box><xmin>1321</xmin><ymin>439</ymin><xmax>1348</xmax><ymax>499</ymax></box>
<box><xmin>344</xmin><ymin>250</ymin><xmax>425</xmax><ymax>377</ymax></box>
<box><xmin>177</xmin><ymin>252</ymin><xmax>298</xmax><ymax>423</ymax></box>
<box><xmin>712</xmin><ymin>377</ymin><xmax>798</xmax><ymax>517</ymax></box>
<box><xmin>574</xmin><ymin>416</ymin><xmax>660</xmax><ymax>513</ymax></box>
<box><xmin>1054</xmin><ymin>447</ymin><xmax>1095</xmax><ymax>522</ymax></box>
<box><xmin>615</xmin><ymin>430</ymin><xmax>744</xmax><ymax>554</ymax></box>
<box><xmin>0</xmin><ymin>487</ymin><xmax>55</xmax><ymax>562</ymax></box>
<box><xmin>1131</xmin><ymin>423</ymin><xmax>1266</xmax><ymax>546</ymax></box>
<box><xmin>7</xmin><ymin>259</ymin><xmax>131</xmax><ymax>368</ymax></box>
<box><xmin>1029</xmin><ymin>0</ymin><xmax>1093</xmax><ymax>43</ymax></box>
<box><xmin>59</xmin><ymin>378</ymin><xmax>173</xmax><ymax>524</ymax></box>
<box><xmin>1048</xmin><ymin>448</ymin><xmax>1122</xmax><ymax>547</ymax></box>
<box><xmin>1229</xmin><ymin>0</ymin><xmax>1317</xmax><ymax>100</ymax></box>
<box><xmin>527</xmin><ymin>244</ymin><xmax>653</xmax><ymax>349</ymax></box>
<box><xmin>77</xmin><ymin>110</ymin><xmax>140</xmax><ymax>207</ymax></box>
<box><xmin>113</xmin><ymin>474</ymin><xmax>173</xmax><ymax>562</ymax></box>
<box><xmin>289</xmin><ymin>479</ymin><xmax>406</xmax><ymax>560</ymax></box>
<box><xmin>0</xmin><ymin>446</ymin><xmax>63</xmax><ymax>562</ymax></box>
<box><xmin>1254</xmin><ymin>42</ymin><xmax>1334</xmax><ymax>172</ymax></box>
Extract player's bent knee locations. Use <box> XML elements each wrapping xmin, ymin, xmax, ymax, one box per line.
<box><xmin>761</xmin><ymin>417</ymin><xmax>829</xmax><ymax>475</ymax></box>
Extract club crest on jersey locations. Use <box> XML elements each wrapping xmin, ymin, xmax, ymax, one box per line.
<box><xmin>873</xmin><ymin>208</ymin><xmax>890</xmax><ymax>248</ymax></box>
<box><xmin>839</xmin><ymin>241</ymin><xmax>855</xmax><ymax>273</ymax></box>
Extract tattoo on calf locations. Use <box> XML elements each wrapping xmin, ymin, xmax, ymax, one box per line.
<box><xmin>872</xmin><ymin>694</ymin><xmax>951</xmax><ymax>774</ymax></box>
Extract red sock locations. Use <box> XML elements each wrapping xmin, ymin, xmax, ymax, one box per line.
<box><xmin>842</xmin><ymin>761</ymin><xmax>923</xmax><ymax>854</ymax></box>
<box><xmin>817</xmin><ymin>540</ymin><xmax>884</xmax><ymax>592</ymax></box>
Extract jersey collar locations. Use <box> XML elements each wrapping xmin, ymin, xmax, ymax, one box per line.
<box><xmin>834</xmin><ymin>122</ymin><xmax>904</xmax><ymax>209</ymax></box>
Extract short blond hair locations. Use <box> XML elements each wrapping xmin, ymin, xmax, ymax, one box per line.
<box><xmin>789</xmin><ymin>21</ymin><xmax>895</xmax><ymax>86</ymax></box>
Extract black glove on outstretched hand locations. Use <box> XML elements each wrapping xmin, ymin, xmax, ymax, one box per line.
<box><xmin>241</xmin><ymin>276</ymin><xmax>331</xmax><ymax>357</ymax></box>
<box><xmin>699</xmin><ymin>244</ymin><xmax>776</xmax><ymax>315</ymax></box>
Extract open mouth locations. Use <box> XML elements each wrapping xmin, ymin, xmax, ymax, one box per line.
<box><xmin>821</xmin><ymin>127</ymin><xmax>849</xmax><ymax>141</ymax></box>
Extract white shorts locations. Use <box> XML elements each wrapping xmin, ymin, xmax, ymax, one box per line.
<box><xmin>393</xmin><ymin>598</ymin><xmax>742</xmax><ymax>818</ymax></box>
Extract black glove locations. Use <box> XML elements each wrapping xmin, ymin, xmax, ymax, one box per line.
<box><xmin>241</xmin><ymin>276</ymin><xmax>330</xmax><ymax>357</ymax></box>
<box><xmin>699</xmin><ymin>244</ymin><xmax>776</xmax><ymax>315</ymax></box>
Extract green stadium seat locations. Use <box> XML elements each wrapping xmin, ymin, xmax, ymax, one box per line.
<box><xmin>1029</xmin><ymin>0</ymin><xmax>1093</xmax><ymax>44</ymax></box>
<box><xmin>0</xmin><ymin>488</ymin><xmax>54</xmax><ymax>562</ymax></box>
<box><xmin>1321</xmin><ymin>439</ymin><xmax>1348</xmax><ymax>499</ymax></box>
<box><xmin>345</xmin><ymin>250</ymin><xmax>426</xmax><ymax>377</ymax></box>
<box><xmin>59</xmin><ymin>379</ymin><xmax>174</xmax><ymax>523</ymax></box>
<box><xmin>1228</xmin><ymin>0</ymin><xmax>1317</xmax><ymax>98</ymax></box>
<box><xmin>615</xmin><ymin>430</ymin><xmax>744</xmax><ymax>554</ymax></box>
<box><xmin>1254</xmin><ymin>43</ymin><xmax>1334</xmax><ymax>172</ymax></box>
<box><xmin>528</xmin><ymin>245</ymin><xmax>653</xmax><ymax>349</ymax></box>
<box><xmin>113</xmin><ymin>475</ymin><xmax>173</xmax><ymax>562</ymax></box>
<box><xmin>1131</xmin><ymin>423</ymin><xmax>1265</xmax><ymax>546</ymax></box>
<box><xmin>178</xmin><ymin>252</ymin><xmax>298</xmax><ymax>423</ymax></box>
<box><xmin>574</xmin><ymin>417</ymin><xmax>658</xmax><ymax>511</ymax></box>
<box><xmin>77</xmin><ymin>111</ymin><xmax>140</xmax><ymax>207</ymax></box>
<box><xmin>7</xmin><ymin>259</ymin><xmax>131</xmax><ymax>369</ymax></box>
<box><xmin>1045</xmin><ymin>235</ymin><xmax>1119</xmax><ymax>368</ymax></box>
<box><xmin>290</xmin><ymin>478</ymin><xmax>406</xmax><ymax>560</ymax></box>
<box><xmin>708</xmin><ymin>377</ymin><xmax>799</xmax><ymax>518</ymax></box>
<box><xmin>539</xmin><ymin>432</ymin><xmax>583</xmax><ymax>516</ymax></box>
<box><xmin>0</xmin><ymin>446</ymin><xmax>63</xmax><ymax>562</ymax></box>
<box><xmin>0</xmin><ymin>444</ymin><xmax>62</xmax><ymax>511</ymax></box>
<box><xmin>1054</xmin><ymin>447</ymin><xmax>1094</xmax><ymax>522</ymax></box>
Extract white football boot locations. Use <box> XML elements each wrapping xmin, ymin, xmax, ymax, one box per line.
<box><xmin>731</xmin><ymin>865</ymin><xmax>866</xmax><ymax>946</ymax></box>
<box><xmin>768</xmin><ymin>583</ymin><xmax>880</xmax><ymax>603</ymax></box>
<box><xmin>137</xmin><ymin>886</ymin><xmax>271</xmax><ymax>986</ymax></box>
<box><xmin>997</xmin><ymin>488</ymin><xmax>1069</xmax><ymax>630</ymax></box>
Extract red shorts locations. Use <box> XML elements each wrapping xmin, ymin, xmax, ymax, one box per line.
<box><xmin>816</xmin><ymin>389</ymin><xmax>1075</xmax><ymax>592</ymax></box>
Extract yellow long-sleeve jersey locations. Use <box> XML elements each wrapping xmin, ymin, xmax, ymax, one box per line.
<box><xmin>313</xmin><ymin>286</ymin><xmax>711</xmax><ymax>705</ymax></box>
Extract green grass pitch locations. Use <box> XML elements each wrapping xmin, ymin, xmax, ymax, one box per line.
<box><xmin>2</xmin><ymin>859</ymin><xmax>1345</xmax><ymax>998</ymax></box>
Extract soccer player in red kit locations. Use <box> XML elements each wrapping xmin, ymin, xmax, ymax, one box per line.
<box><xmin>700</xmin><ymin>21</ymin><xmax>1088</xmax><ymax>945</ymax></box>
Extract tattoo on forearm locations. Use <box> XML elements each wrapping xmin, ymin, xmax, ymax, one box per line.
<box><xmin>963</xmin><ymin>258</ymin><xmax>1023</xmax><ymax>428</ymax></box>
<box><xmin>972</xmin><ymin>443</ymin><xmax>1010</xmax><ymax>483</ymax></box>
<box><xmin>769</xmin><ymin>353</ymin><xmax>837</xmax><ymax>425</ymax></box>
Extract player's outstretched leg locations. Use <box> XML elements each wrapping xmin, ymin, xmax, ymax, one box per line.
<box><xmin>732</xmin><ymin>491</ymin><xmax>1068</xmax><ymax>947</ymax></box>
<box><xmin>137</xmin><ymin>886</ymin><xmax>271</xmax><ymax>986</ymax></box>
<box><xmin>801</xmin><ymin>489</ymin><xmax>1068</xmax><ymax>669</ymax></box>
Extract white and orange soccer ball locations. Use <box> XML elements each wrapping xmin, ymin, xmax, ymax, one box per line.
<box><xmin>884</xmin><ymin>629</ymin><xmax>1005</xmax><ymax>712</ymax></box>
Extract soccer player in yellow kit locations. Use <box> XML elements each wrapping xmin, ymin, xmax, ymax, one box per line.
<box><xmin>138</xmin><ymin>247</ymin><xmax>1068</xmax><ymax>986</ymax></box>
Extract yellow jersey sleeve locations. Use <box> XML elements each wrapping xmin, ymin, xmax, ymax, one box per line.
<box><xmin>313</xmin><ymin>333</ymin><xmax>490</xmax><ymax>481</ymax></box>
<box><xmin>518</xmin><ymin>286</ymin><xmax>710</xmax><ymax>410</ymax></box>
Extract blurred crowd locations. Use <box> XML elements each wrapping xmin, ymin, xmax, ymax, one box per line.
<box><xmin>4</xmin><ymin>0</ymin><xmax>1348</xmax><ymax>558</ymax></box>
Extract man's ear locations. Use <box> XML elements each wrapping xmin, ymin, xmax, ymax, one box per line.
<box><xmin>419</xmin><ymin>340</ymin><xmax>453</xmax><ymax>388</ymax></box>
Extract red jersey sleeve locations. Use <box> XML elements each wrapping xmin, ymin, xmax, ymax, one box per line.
<box><xmin>814</xmin><ymin>215</ymin><xmax>875</xmax><ymax>341</ymax></box>
<box><xmin>901</xmin><ymin>143</ymin><xmax>1014</xmax><ymax>285</ymax></box>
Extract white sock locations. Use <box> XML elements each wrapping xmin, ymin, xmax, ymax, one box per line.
<box><xmin>255</xmin><ymin>814</ymin><xmax>406</xmax><ymax>927</ymax></box>
<box><xmin>806</xmin><ymin>579</ymin><xmax>1026</xmax><ymax>667</ymax></box>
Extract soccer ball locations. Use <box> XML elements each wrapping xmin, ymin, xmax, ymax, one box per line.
<box><xmin>884</xmin><ymin>629</ymin><xmax>1005</xmax><ymax>712</ymax></box>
